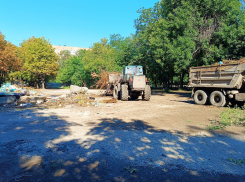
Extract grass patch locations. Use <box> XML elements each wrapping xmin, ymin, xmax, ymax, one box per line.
<box><xmin>228</xmin><ymin>158</ymin><xmax>245</xmax><ymax>165</ymax></box>
<box><xmin>62</xmin><ymin>86</ymin><xmax>70</xmax><ymax>89</ymax></box>
<box><xmin>207</xmin><ymin>106</ymin><xmax>245</xmax><ymax>130</ymax></box>
<box><xmin>186</xmin><ymin>120</ymin><xmax>192</xmax><ymax>123</ymax></box>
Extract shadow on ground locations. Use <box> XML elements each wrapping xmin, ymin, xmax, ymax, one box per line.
<box><xmin>0</xmin><ymin>107</ymin><xmax>244</xmax><ymax>182</ymax></box>
<box><xmin>151</xmin><ymin>90</ymin><xmax>192</xmax><ymax>98</ymax></box>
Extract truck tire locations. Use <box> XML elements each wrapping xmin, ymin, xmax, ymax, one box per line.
<box><xmin>143</xmin><ymin>85</ymin><xmax>151</xmax><ymax>101</ymax></box>
<box><xmin>121</xmin><ymin>85</ymin><xmax>128</xmax><ymax>101</ymax></box>
<box><xmin>194</xmin><ymin>90</ymin><xmax>208</xmax><ymax>105</ymax></box>
<box><xmin>209</xmin><ymin>91</ymin><xmax>226</xmax><ymax>107</ymax></box>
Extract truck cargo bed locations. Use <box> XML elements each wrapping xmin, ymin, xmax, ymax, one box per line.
<box><xmin>189</xmin><ymin>60</ymin><xmax>245</xmax><ymax>89</ymax></box>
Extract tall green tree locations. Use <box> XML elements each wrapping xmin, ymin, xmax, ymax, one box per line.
<box><xmin>18</xmin><ymin>37</ymin><xmax>58</xmax><ymax>88</ymax></box>
<box><xmin>109</xmin><ymin>34</ymin><xmax>135</xmax><ymax>67</ymax></box>
<box><xmin>58</xmin><ymin>50</ymin><xmax>71</xmax><ymax>68</ymax></box>
<box><xmin>57</xmin><ymin>39</ymin><xmax>121</xmax><ymax>87</ymax></box>
<box><xmin>83</xmin><ymin>38</ymin><xmax>121</xmax><ymax>73</ymax></box>
<box><xmin>56</xmin><ymin>50</ymin><xmax>90</xmax><ymax>86</ymax></box>
<box><xmin>135</xmin><ymin>0</ymin><xmax>245</xmax><ymax>88</ymax></box>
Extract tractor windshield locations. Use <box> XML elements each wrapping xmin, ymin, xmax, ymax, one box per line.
<box><xmin>125</xmin><ymin>66</ymin><xmax>143</xmax><ymax>75</ymax></box>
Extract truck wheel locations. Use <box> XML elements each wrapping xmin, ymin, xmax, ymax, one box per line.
<box><xmin>113</xmin><ymin>86</ymin><xmax>118</xmax><ymax>99</ymax></box>
<box><xmin>194</xmin><ymin>90</ymin><xmax>208</xmax><ymax>105</ymax></box>
<box><xmin>121</xmin><ymin>85</ymin><xmax>128</xmax><ymax>101</ymax></box>
<box><xmin>209</xmin><ymin>91</ymin><xmax>226</xmax><ymax>107</ymax></box>
<box><xmin>143</xmin><ymin>85</ymin><xmax>151</xmax><ymax>101</ymax></box>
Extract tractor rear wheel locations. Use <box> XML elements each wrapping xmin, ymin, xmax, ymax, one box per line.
<box><xmin>121</xmin><ymin>85</ymin><xmax>128</xmax><ymax>101</ymax></box>
<box><xmin>143</xmin><ymin>85</ymin><xmax>151</xmax><ymax>101</ymax></box>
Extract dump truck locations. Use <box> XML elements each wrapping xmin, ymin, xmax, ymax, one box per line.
<box><xmin>189</xmin><ymin>59</ymin><xmax>245</xmax><ymax>107</ymax></box>
<box><xmin>107</xmin><ymin>65</ymin><xmax>151</xmax><ymax>101</ymax></box>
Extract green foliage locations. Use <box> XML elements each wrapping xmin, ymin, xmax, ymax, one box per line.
<box><xmin>56</xmin><ymin>51</ymin><xmax>90</xmax><ymax>87</ymax></box>
<box><xmin>58</xmin><ymin>50</ymin><xmax>71</xmax><ymax>68</ymax></box>
<box><xmin>57</xmin><ymin>39</ymin><xmax>121</xmax><ymax>87</ymax></box>
<box><xmin>16</xmin><ymin>36</ymin><xmax>58</xmax><ymax>88</ymax></box>
<box><xmin>134</xmin><ymin>0</ymin><xmax>245</xmax><ymax>87</ymax></box>
<box><xmin>109</xmin><ymin>34</ymin><xmax>135</xmax><ymax>67</ymax></box>
<box><xmin>83</xmin><ymin>38</ymin><xmax>122</xmax><ymax>73</ymax></box>
<box><xmin>62</xmin><ymin>86</ymin><xmax>70</xmax><ymax>89</ymax></box>
<box><xmin>228</xmin><ymin>157</ymin><xmax>245</xmax><ymax>165</ymax></box>
<box><xmin>208</xmin><ymin>106</ymin><xmax>245</xmax><ymax>130</ymax></box>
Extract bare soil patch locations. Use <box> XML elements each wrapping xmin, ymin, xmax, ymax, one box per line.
<box><xmin>0</xmin><ymin>89</ymin><xmax>244</xmax><ymax>182</ymax></box>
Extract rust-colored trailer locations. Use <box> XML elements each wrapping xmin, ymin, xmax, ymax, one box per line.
<box><xmin>189</xmin><ymin>60</ymin><xmax>245</xmax><ymax>106</ymax></box>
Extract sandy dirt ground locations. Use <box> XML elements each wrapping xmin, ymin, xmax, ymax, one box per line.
<box><xmin>0</xmin><ymin>89</ymin><xmax>245</xmax><ymax>182</ymax></box>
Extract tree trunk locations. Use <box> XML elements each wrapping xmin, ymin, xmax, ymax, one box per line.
<box><xmin>42</xmin><ymin>82</ymin><xmax>45</xmax><ymax>89</ymax></box>
<box><xmin>180</xmin><ymin>71</ymin><xmax>185</xmax><ymax>89</ymax></box>
<box><xmin>20</xmin><ymin>77</ymin><xmax>23</xmax><ymax>88</ymax></box>
<box><xmin>41</xmin><ymin>75</ymin><xmax>45</xmax><ymax>89</ymax></box>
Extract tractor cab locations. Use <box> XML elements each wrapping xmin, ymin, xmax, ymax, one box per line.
<box><xmin>123</xmin><ymin>65</ymin><xmax>143</xmax><ymax>81</ymax></box>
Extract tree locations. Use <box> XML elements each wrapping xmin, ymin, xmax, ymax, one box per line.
<box><xmin>109</xmin><ymin>34</ymin><xmax>135</xmax><ymax>67</ymax></box>
<box><xmin>56</xmin><ymin>50</ymin><xmax>90</xmax><ymax>86</ymax></box>
<box><xmin>83</xmin><ymin>38</ymin><xmax>121</xmax><ymax>73</ymax></box>
<box><xmin>56</xmin><ymin>38</ymin><xmax>122</xmax><ymax>87</ymax></box>
<box><xmin>19</xmin><ymin>37</ymin><xmax>58</xmax><ymax>88</ymax></box>
<box><xmin>58</xmin><ymin>50</ymin><xmax>71</xmax><ymax>68</ymax></box>
<box><xmin>0</xmin><ymin>31</ymin><xmax>22</xmax><ymax>84</ymax></box>
<box><xmin>134</xmin><ymin>0</ymin><xmax>245</xmax><ymax>88</ymax></box>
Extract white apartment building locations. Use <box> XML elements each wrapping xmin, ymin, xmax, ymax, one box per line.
<box><xmin>52</xmin><ymin>45</ymin><xmax>90</xmax><ymax>55</ymax></box>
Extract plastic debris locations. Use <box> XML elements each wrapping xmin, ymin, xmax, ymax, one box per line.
<box><xmin>20</xmin><ymin>103</ymin><xmax>32</xmax><ymax>107</ymax></box>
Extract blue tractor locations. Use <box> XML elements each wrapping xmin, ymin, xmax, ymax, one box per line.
<box><xmin>108</xmin><ymin>65</ymin><xmax>151</xmax><ymax>101</ymax></box>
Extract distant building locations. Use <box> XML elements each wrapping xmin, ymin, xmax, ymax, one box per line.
<box><xmin>52</xmin><ymin>45</ymin><xmax>90</xmax><ymax>55</ymax></box>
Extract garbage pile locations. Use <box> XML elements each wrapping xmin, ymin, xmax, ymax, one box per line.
<box><xmin>0</xmin><ymin>84</ymin><xmax>113</xmax><ymax>108</ymax></box>
<box><xmin>0</xmin><ymin>83</ymin><xmax>44</xmax><ymax>96</ymax></box>
<box><xmin>0</xmin><ymin>83</ymin><xmax>26</xmax><ymax>94</ymax></box>
<box><xmin>44</xmin><ymin>93</ymin><xmax>96</xmax><ymax>108</ymax></box>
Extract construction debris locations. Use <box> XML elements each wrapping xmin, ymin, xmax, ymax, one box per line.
<box><xmin>19</xmin><ymin>96</ymin><xmax>47</xmax><ymax>103</ymax></box>
<box><xmin>95</xmin><ymin>70</ymin><xmax>121</xmax><ymax>89</ymax></box>
<box><xmin>44</xmin><ymin>93</ymin><xmax>95</xmax><ymax>108</ymax></box>
<box><xmin>102</xmin><ymin>98</ymin><xmax>117</xmax><ymax>103</ymax></box>
<box><xmin>212</xmin><ymin>57</ymin><xmax>245</xmax><ymax>66</ymax></box>
<box><xmin>0</xmin><ymin>83</ymin><xmax>116</xmax><ymax>108</ymax></box>
<box><xmin>70</xmin><ymin>85</ymin><xmax>88</xmax><ymax>94</ymax></box>
<box><xmin>0</xmin><ymin>96</ymin><xmax>16</xmax><ymax>105</ymax></box>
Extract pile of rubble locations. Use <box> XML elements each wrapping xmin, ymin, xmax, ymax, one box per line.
<box><xmin>44</xmin><ymin>94</ymin><xmax>96</xmax><ymax>108</ymax></box>
<box><xmin>0</xmin><ymin>83</ymin><xmax>44</xmax><ymax>96</ymax></box>
<box><xmin>0</xmin><ymin>84</ymin><xmax>114</xmax><ymax>108</ymax></box>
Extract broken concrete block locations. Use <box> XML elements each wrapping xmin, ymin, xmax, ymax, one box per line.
<box><xmin>20</xmin><ymin>96</ymin><xmax>46</xmax><ymax>103</ymax></box>
<box><xmin>70</xmin><ymin>85</ymin><xmax>88</xmax><ymax>94</ymax></box>
<box><xmin>0</xmin><ymin>96</ymin><xmax>16</xmax><ymax>104</ymax></box>
<box><xmin>87</xmin><ymin>89</ymin><xmax>106</xmax><ymax>96</ymax></box>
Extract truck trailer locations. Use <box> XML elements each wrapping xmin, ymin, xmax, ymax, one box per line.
<box><xmin>189</xmin><ymin>59</ymin><xmax>245</xmax><ymax>107</ymax></box>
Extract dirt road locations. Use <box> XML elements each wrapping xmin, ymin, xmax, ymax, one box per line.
<box><xmin>0</xmin><ymin>90</ymin><xmax>244</xmax><ymax>181</ymax></box>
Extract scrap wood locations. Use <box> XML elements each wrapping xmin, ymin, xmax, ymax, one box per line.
<box><xmin>102</xmin><ymin>98</ymin><xmax>117</xmax><ymax>103</ymax></box>
<box><xmin>96</xmin><ymin>70</ymin><xmax>120</xmax><ymax>89</ymax></box>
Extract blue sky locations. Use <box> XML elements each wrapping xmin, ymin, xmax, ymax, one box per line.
<box><xmin>0</xmin><ymin>0</ymin><xmax>158</xmax><ymax>48</ymax></box>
